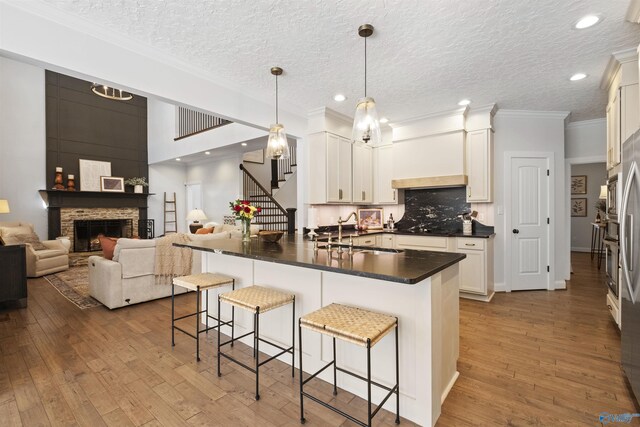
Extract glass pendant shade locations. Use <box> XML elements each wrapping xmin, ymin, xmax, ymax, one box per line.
<box><xmin>351</xmin><ymin>96</ymin><xmax>382</xmax><ymax>145</ymax></box>
<box><xmin>266</xmin><ymin>123</ymin><xmax>290</xmax><ymax>159</ymax></box>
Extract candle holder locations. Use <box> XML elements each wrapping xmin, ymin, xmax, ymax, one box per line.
<box><xmin>52</xmin><ymin>167</ymin><xmax>65</xmax><ymax>190</ymax></box>
<box><xmin>67</xmin><ymin>174</ymin><xmax>76</xmax><ymax>191</ymax></box>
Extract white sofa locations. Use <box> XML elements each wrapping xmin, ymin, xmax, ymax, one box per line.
<box><xmin>88</xmin><ymin>232</ymin><xmax>231</xmax><ymax>309</ymax></box>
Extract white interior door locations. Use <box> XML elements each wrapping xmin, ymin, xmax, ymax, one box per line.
<box><xmin>509</xmin><ymin>157</ymin><xmax>551</xmax><ymax>291</ymax></box>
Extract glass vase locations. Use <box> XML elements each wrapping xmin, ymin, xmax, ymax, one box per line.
<box><xmin>241</xmin><ymin>219</ymin><xmax>251</xmax><ymax>242</ymax></box>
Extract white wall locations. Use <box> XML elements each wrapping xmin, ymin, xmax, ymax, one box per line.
<box><xmin>493</xmin><ymin>111</ymin><xmax>568</xmax><ymax>291</ymax></box>
<box><xmin>187</xmin><ymin>156</ymin><xmax>243</xmax><ymax>225</ymax></box>
<box><xmin>570</xmin><ymin>163</ymin><xmax>607</xmax><ymax>252</ymax></box>
<box><xmin>565</xmin><ymin>119</ymin><xmax>606</xmax><ymax>159</ymax></box>
<box><xmin>148</xmin><ymin>163</ymin><xmax>187</xmax><ymax>236</ymax></box>
<box><xmin>0</xmin><ymin>56</ymin><xmax>47</xmax><ymax>237</ymax></box>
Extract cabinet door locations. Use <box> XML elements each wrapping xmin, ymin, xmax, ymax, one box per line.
<box><xmin>607</xmin><ymin>102</ymin><xmax>613</xmax><ymax>170</ymax></box>
<box><xmin>458</xmin><ymin>250</ymin><xmax>486</xmax><ymax>294</ymax></box>
<box><xmin>353</xmin><ymin>143</ymin><xmax>373</xmax><ymax>203</ymax></box>
<box><xmin>378</xmin><ymin>234</ymin><xmax>396</xmax><ymax>248</ymax></box>
<box><xmin>466</xmin><ymin>129</ymin><xmax>492</xmax><ymax>202</ymax></box>
<box><xmin>354</xmin><ymin>235</ymin><xmax>376</xmax><ymax>246</ymax></box>
<box><xmin>612</xmin><ymin>89</ymin><xmax>621</xmax><ymax>167</ymax></box>
<box><xmin>326</xmin><ymin>134</ymin><xmax>341</xmax><ymax>202</ymax></box>
<box><xmin>622</xmin><ymin>84</ymin><xmax>639</xmax><ymax>143</ymax></box>
<box><xmin>338</xmin><ymin>137</ymin><xmax>353</xmax><ymax>202</ymax></box>
<box><xmin>373</xmin><ymin>145</ymin><xmax>398</xmax><ymax>204</ymax></box>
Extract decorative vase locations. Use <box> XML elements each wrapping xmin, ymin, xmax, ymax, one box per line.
<box><xmin>53</xmin><ymin>166</ymin><xmax>65</xmax><ymax>190</ymax></box>
<box><xmin>241</xmin><ymin>219</ymin><xmax>251</xmax><ymax>242</ymax></box>
<box><xmin>134</xmin><ymin>185</ymin><xmax>143</xmax><ymax>194</ymax></box>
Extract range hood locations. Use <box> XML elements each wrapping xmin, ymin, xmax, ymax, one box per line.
<box><xmin>392</xmin><ymin>175</ymin><xmax>468</xmax><ymax>189</ymax></box>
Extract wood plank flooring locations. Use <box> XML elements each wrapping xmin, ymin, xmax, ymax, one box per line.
<box><xmin>0</xmin><ymin>252</ymin><xmax>637</xmax><ymax>426</ymax></box>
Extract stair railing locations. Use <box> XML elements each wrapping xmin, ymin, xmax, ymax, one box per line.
<box><xmin>240</xmin><ymin>164</ymin><xmax>296</xmax><ymax>233</ymax></box>
<box><xmin>270</xmin><ymin>144</ymin><xmax>297</xmax><ymax>189</ymax></box>
<box><xmin>174</xmin><ymin>106</ymin><xmax>232</xmax><ymax>141</ymax></box>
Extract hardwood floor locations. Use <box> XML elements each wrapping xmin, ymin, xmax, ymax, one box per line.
<box><xmin>0</xmin><ymin>252</ymin><xmax>636</xmax><ymax>426</ymax></box>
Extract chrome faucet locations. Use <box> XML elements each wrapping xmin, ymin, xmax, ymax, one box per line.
<box><xmin>337</xmin><ymin>211</ymin><xmax>358</xmax><ymax>243</ymax></box>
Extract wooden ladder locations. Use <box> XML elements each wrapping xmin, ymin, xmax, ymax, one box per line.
<box><xmin>164</xmin><ymin>192</ymin><xmax>177</xmax><ymax>234</ymax></box>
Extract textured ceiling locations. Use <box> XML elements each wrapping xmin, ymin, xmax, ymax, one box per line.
<box><xmin>39</xmin><ymin>0</ymin><xmax>640</xmax><ymax>122</ymax></box>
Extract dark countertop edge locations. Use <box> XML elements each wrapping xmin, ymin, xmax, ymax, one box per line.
<box><xmin>175</xmin><ymin>242</ymin><xmax>466</xmax><ymax>285</ymax></box>
<box><xmin>316</xmin><ymin>229</ymin><xmax>495</xmax><ymax>239</ymax></box>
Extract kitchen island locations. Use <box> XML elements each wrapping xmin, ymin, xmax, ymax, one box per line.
<box><xmin>177</xmin><ymin>235</ymin><xmax>465</xmax><ymax>426</ymax></box>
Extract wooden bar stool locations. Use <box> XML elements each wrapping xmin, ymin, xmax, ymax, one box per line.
<box><xmin>172</xmin><ymin>273</ymin><xmax>235</xmax><ymax>361</ymax></box>
<box><xmin>299</xmin><ymin>303</ymin><xmax>399</xmax><ymax>427</ymax></box>
<box><xmin>217</xmin><ymin>285</ymin><xmax>295</xmax><ymax>400</ymax></box>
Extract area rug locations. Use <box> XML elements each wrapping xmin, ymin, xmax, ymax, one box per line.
<box><xmin>44</xmin><ymin>264</ymin><xmax>101</xmax><ymax>310</ymax></box>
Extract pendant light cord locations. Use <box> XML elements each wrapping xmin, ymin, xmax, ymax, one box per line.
<box><xmin>364</xmin><ymin>37</ymin><xmax>367</xmax><ymax>97</ymax></box>
<box><xmin>275</xmin><ymin>74</ymin><xmax>279</xmax><ymax>123</ymax></box>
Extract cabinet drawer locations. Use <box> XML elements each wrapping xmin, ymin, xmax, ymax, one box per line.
<box><xmin>456</xmin><ymin>238</ymin><xmax>485</xmax><ymax>251</ymax></box>
<box><xmin>354</xmin><ymin>236</ymin><xmax>376</xmax><ymax>246</ymax></box>
<box><xmin>396</xmin><ymin>235</ymin><xmax>448</xmax><ymax>251</ymax></box>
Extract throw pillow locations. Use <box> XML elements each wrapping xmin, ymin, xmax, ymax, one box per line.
<box><xmin>195</xmin><ymin>227</ymin><xmax>214</xmax><ymax>234</ymax></box>
<box><xmin>99</xmin><ymin>236</ymin><xmax>118</xmax><ymax>260</ymax></box>
<box><xmin>2</xmin><ymin>232</ymin><xmax>48</xmax><ymax>250</ymax></box>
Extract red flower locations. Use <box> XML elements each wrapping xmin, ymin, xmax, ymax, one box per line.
<box><xmin>244</xmin><ymin>207</ymin><xmax>251</xmax><ymax>213</ymax></box>
<box><xmin>242</xmin><ymin>200</ymin><xmax>249</xmax><ymax>205</ymax></box>
<box><xmin>257</xmin><ymin>207</ymin><xmax>262</xmax><ymax>213</ymax></box>
<box><xmin>234</xmin><ymin>205</ymin><xmax>241</xmax><ymax>212</ymax></box>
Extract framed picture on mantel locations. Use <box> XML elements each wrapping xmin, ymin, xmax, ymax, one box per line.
<box><xmin>100</xmin><ymin>176</ymin><xmax>125</xmax><ymax>192</ymax></box>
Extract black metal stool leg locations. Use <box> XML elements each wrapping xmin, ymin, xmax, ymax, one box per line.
<box><xmin>292</xmin><ymin>296</ymin><xmax>296</xmax><ymax>378</ymax></box>
<box><xmin>332</xmin><ymin>337</ymin><xmax>338</xmax><ymax>396</ymax></box>
<box><xmin>196</xmin><ymin>285</ymin><xmax>201</xmax><ymax>361</ymax></box>
<box><xmin>367</xmin><ymin>338</ymin><xmax>372</xmax><ymax>427</ymax></box>
<box><xmin>206</xmin><ymin>289</ymin><xmax>209</xmax><ymax>334</ymax></box>
<box><xmin>217</xmin><ymin>296</ymin><xmax>222</xmax><ymax>377</ymax></box>
<box><xmin>395</xmin><ymin>320</ymin><xmax>400</xmax><ymax>424</ymax></box>
<box><xmin>231</xmin><ymin>279</ymin><xmax>235</xmax><ymax>347</ymax></box>
<box><xmin>255</xmin><ymin>309</ymin><xmax>260</xmax><ymax>400</ymax></box>
<box><xmin>299</xmin><ymin>319</ymin><xmax>305</xmax><ymax>424</ymax></box>
<box><xmin>171</xmin><ymin>283</ymin><xmax>175</xmax><ymax>347</ymax></box>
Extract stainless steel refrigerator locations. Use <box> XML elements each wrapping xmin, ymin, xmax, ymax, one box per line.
<box><xmin>621</xmin><ymin>129</ymin><xmax>640</xmax><ymax>403</ymax></box>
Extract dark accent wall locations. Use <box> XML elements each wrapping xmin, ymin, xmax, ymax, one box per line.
<box><xmin>45</xmin><ymin>71</ymin><xmax>148</xmax><ymax>189</ymax></box>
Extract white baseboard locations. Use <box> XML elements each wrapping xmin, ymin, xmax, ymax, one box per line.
<box><xmin>494</xmin><ymin>282</ymin><xmax>507</xmax><ymax>292</ymax></box>
<box><xmin>554</xmin><ymin>280</ymin><xmax>567</xmax><ymax>290</ymax></box>
<box><xmin>493</xmin><ymin>281</ymin><xmax>566</xmax><ymax>292</ymax></box>
<box><xmin>441</xmin><ymin>371</ymin><xmax>459</xmax><ymax>404</ymax></box>
<box><xmin>571</xmin><ymin>247</ymin><xmax>599</xmax><ymax>253</ymax></box>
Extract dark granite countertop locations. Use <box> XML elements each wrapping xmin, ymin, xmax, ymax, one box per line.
<box><xmin>176</xmin><ymin>234</ymin><xmax>466</xmax><ymax>285</ymax></box>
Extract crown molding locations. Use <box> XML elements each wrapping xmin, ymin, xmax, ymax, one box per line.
<box><xmin>565</xmin><ymin>117</ymin><xmax>606</xmax><ymax>129</ymax></box>
<box><xmin>469</xmin><ymin>103</ymin><xmax>498</xmax><ymax>117</ymax></box>
<box><xmin>495</xmin><ymin>109</ymin><xmax>570</xmax><ymax>120</ymax></box>
<box><xmin>307</xmin><ymin>106</ymin><xmax>353</xmax><ymax>123</ymax></box>
<box><xmin>600</xmin><ymin>47</ymin><xmax>639</xmax><ymax>90</ymax></box>
<box><xmin>627</xmin><ymin>0</ymin><xmax>640</xmax><ymax>23</ymax></box>
<box><xmin>389</xmin><ymin>106</ymin><xmax>468</xmax><ymax>129</ymax></box>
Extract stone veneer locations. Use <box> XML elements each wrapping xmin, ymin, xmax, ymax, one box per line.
<box><xmin>60</xmin><ymin>208</ymin><xmax>139</xmax><ymax>252</ymax></box>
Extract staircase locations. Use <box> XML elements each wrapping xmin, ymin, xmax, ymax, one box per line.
<box><xmin>270</xmin><ymin>144</ymin><xmax>297</xmax><ymax>195</ymax></box>
<box><xmin>240</xmin><ymin>164</ymin><xmax>295</xmax><ymax>233</ymax></box>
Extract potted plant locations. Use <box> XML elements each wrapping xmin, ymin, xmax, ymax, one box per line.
<box><xmin>229</xmin><ymin>199</ymin><xmax>261</xmax><ymax>241</ymax></box>
<box><xmin>124</xmin><ymin>177</ymin><xmax>148</xmax><ymax>194</ymax></box>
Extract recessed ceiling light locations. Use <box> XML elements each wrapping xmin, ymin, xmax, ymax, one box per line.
<box><xmin>379</xmin><ymin>117</ymin><xmax>389</xmax><ymax>124</ymax></box>
<box><xmin>574</xmin><ymin>14</ymin><xmax>601</xmax><ymax>29</ymax></box>
<box><xmin>205</xmin><ymin>151</ymin><xmax>211</xmax><ymax>155</ymax></box>
<box><xmin>333</xmin><ymin>94</ymin><xmax>346</xmax><ymax>102</ymax></box>
<box><xmin>458</xmin><ymin>99</ymin><xmax>471</xmax><ymax>106</ymax></box>
<box><xmin>175</xmin><ymin>158</ymin><xmax>181</xmax><ymax>161</ymax></box>
<box><xmin>570</xmin><ymin>73</ymin><xmax>587</xmax><ymax>81</ymax></box>
<box><xmin>241</xmin><ymin>142</ymin><xmax>247</xmax><ymax>146</ymax></box>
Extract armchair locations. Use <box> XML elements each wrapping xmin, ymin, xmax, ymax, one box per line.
<box><xmin>0</xmin><ymin>222</ymin><xmax>69</xmax><ymax>277</ymax></box>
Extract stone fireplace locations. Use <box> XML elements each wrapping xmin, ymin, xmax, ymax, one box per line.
<box><xmin>61</xmin><ymin>208</ymin><xmax>138</xmax><ymax>252</ymax></box>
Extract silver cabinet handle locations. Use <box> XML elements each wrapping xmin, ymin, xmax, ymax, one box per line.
<box><xmin>393</xmin><ymin>190</ymin><xmax>396</xmax><ymax>201</ymax></box>
<box><xmin>621</xmin><ymin>161</ymin><xmax>638</xmax><ymax>303</ymax></box>
<box><xmin>465</xmin><ymin>243</ymin><xmax>476</xmax><ymax>246</ymax></box>
<box><xmin>339</xmin><ymin>189</ymin><xmax>343</xmax><ymax>200</ymax></box>
<box><xmin>362</xmin><ymin>190</ymin><xmax>365</xmax><ymax>201</ymax></box>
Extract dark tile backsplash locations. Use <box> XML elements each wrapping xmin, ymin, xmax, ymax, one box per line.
<box><xmin>395</xmin><ymin>187</ymin><xmax>493</xmax><ymax>234</ymax></box>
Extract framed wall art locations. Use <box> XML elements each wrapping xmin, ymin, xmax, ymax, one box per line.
<box><xmin>100</xmin><ymin>176</ymin><xmax>125</xmax><ymax>192</ymax></box>
<box><xmin>357</xmin><ymin>208</ymin><xmax>384</xmax><ymax>230</ymax></box>
<box><xmin>80</xmin><ymin>159</ymin><xmax>112</xmax><ymax>191</ymax></box>
<box><xmin>571</xmin><ymin>175</ymin><xmax>587</xmax><ymax>194</ymax></box>
<box><xmin>571</xmin><ymin>198</ymin><xmax>587</xmax><ymax>217</ymax></box>
<box><xmin>242</xmin><ymin>149</ymin><xmax>264</xmax><ymax>164</ymax></box>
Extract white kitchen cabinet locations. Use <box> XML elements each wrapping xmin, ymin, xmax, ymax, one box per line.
<box><xmin>373</xmin><ymin>145</ymin><xmax>398</xmax><ymax>204</ymax></box>
<box><xmin>622</xmin><ymin>84</ymin><xmax>639</xmax><ymax>143</ymax></box>
<box><xmin>353</xmin><ymin>235</ymin><xmax>376</xmax><ymax>246</ymax></box>
<box><xmin>308</xmin><ymin>132</ymin><xmax>353</xmax><ymax>204</ymax></box>
<box><xmin>607</xmin><ymin>89</ymin><xmax>621</xmax><ymax>170</ymax></box>
<box><xmin>465</xmin><ymin>129</ymin><xmax>493</xmax><ymax>203</ymax></box>
<box><xmin>377</xmin><ymin>233</ymin><xmax>396</xmax><ymax>248</ymax></box>
<box><xmin>352</xmin><ymin>143</ymin><xmax>373</xmax><ymax>203</ymax></box>
<box><xmin>395</xmin><ymin>235</ymin><xmax>451</xmax><ymax>252</ymax></box>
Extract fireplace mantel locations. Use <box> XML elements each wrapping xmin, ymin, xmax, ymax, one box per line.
<box><xmin>40</xmin><ymin>190</ymin><xmax>153</xmax><ymax>240</ymax></box>
<box><xmin>39</xmin><ymin>190</ymin><xmax>154</xmax><ymax>209</ymax></box>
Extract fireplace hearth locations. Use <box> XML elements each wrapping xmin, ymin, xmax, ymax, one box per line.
<box><xmin>74</xmin><ymin>219</ymin><xmax>132</xmax><ymax>252</ymax></box>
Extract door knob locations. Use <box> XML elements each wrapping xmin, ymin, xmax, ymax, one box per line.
<box><xmin>512</xmin><ymin>229</ymin><xmax>520</xmax><ymax>234</ymax></box>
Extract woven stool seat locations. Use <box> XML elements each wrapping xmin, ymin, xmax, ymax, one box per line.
<box><xmin>173</xmin><ymin>273</ymin><xmax>234</xmax><ymax>291</ymax></box>
<box><xmin>300</xmin><ymin>303</ymin><xmax>397</xmax><ymax>347</ymax></box>
<box><xmin>219</xmin><ymin>285</ymin><xmax>294</xmax><ymax>314</ymax></box>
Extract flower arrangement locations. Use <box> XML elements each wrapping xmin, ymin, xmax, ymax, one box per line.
<box><xmin>124</xmin><ymin>177</ymin><xmax>149</xmax><ymax>187</ymax></box>
<box><xmin>229</xmin><ymin>199</ymin><xmax>261</xmax><ymax>221</ymax></box>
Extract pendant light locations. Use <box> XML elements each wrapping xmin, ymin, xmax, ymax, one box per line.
<box><xmin>266</xmin><ymin>67</ymin><xmax>290</xmax><ymax>159</ymax></box>
<box><xmin>352</xmin><ymin>24</ymin><xmax>381</xmax><ymax>145</ymax></box>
